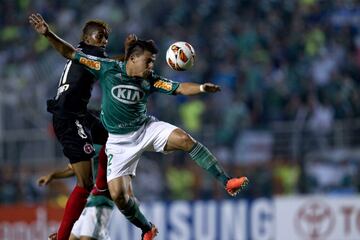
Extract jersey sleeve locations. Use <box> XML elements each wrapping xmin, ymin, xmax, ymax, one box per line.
<box><xmin>150</xmin><ymin>72</ymin><xmax>180</xmax><ymax>95</ymax></box>
<box><xmin>73</xmin><ymin>51</ymin><xmax>107</xmax><ymax>79</ymax></box>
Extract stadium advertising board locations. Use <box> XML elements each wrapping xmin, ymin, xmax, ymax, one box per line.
<box><xmin>1</xmin><ymin>197</ymin><xmax>360</xmax><ymax>240</ymax></box>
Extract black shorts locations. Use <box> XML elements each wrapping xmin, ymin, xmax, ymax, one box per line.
<box><xmin>53</xmin><ymin>111</ymin><xmax>108</xmax><ymax>163</ymax></box>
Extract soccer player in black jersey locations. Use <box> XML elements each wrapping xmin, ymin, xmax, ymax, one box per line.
<box><xmin>46</xmin><ymin>19</ymin><xmax>110</xmax><ymax>240</ymax></box>
<box><xmin>35</xmin><ymin>17</ymin><xmax>135</xmax><ymax>240</ymax></box>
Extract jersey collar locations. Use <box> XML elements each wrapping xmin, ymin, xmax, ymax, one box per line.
<box><xmin>77</xmin><ymin>42</ymin><xmax>108</xmax><ymax>58</ymax></box>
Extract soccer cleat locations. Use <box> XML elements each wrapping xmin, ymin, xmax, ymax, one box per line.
<box><xmin>47</xmin><ymin>232</ymin><xmax>57</xmax><ymax>240</ymax></box>
<box><xmin>225</xmin><ymin>177</ymin><xmax>249</xmax><ymax>196</ymax></box>
<box><xmin>141</xmin><ymin>224</ymin><xmax>158</xmax><ymax>240</ymax></box>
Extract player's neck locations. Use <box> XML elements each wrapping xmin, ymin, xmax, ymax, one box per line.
<box><xmin>125</xmin><ymin>63</ymin><xmax>139</xmax><ymax>78</ymax></box>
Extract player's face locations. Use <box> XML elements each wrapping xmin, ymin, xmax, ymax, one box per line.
<box><xmin>131</xmin><ymin>50</ymin><xmax>156</xmax><ymax>78</ymax></box>
<box><xmin>85</xmin><ymin>27</ymin><xmax>109</xmax><ymax>48</ymax></box>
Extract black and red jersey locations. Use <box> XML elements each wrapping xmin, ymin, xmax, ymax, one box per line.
<box><xmin>47</xmin><ymin>42</ymin><xmax>108</xmax><ymax>119</ymax></box>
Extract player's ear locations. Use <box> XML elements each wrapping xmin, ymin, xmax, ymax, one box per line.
<box><xmin>130</xmin><ymin>54</ymin><xmax>136</xmax><ymax>63</ymax></box>
<box><xmin>82</xmin><ymin>34</ymin><xmax>90</xmax><ymax>44</ymax></box>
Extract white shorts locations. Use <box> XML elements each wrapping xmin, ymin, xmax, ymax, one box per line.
<box><xmin>71</xmin><ymin>206</ymin><xmax>113</xmax><ymax>240</ymax></box>
<box><xmin>106</xmin><ymin>117</ymin><xmax>177</xmax><ymax>181</ymax></box>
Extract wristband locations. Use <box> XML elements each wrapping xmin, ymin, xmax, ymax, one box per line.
<box><xmin>200</xmin><ymin>84</ymin><xmax>205</xmax><ymax>92</ymax></box>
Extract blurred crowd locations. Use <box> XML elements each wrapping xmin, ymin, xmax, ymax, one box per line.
<box><xmin>1</xmin><ymin>0</ymin><xmax>360</xmax><ymax>204</ymax></box>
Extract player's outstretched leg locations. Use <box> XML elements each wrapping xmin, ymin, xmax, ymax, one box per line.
<box><xmin>188</xmin><ymin>142</ymin><xmax>249</xmax><ymax>196</ymax></box>
<box><xmin>166</xmin><ymin>128</ymin><xmax>249</xmax><ymax>196</ymax></box>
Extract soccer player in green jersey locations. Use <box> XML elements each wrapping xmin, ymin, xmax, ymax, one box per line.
<box><xmin>29</xmin><ymin>13</ymin><xmax>249</xmax><ymax>240</ymax></box>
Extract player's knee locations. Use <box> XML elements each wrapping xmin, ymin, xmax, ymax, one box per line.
<box><xmin>72</xmin><ymin>161</ymin><xmax>93</xmax><ymax>190</ymax></box>
<box><xmin>76</xmin><ymin>178</ymin><xmax>93</xmax><ymax>191</ymax></box>
<box><xmin>110</xmin><ymin>188</ymin><xmax>129</xmax><ymax>208</ymax></box>
<box><xmin>177</xmin><ymin>133</ymin><xmax>195</xmax><ymax>151</ymax></box>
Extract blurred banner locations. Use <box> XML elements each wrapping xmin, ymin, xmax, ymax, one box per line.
<box><xmin>0</xmin><ymin>205</ymin><xmax>62</xmax><ymax>240</ymax></box>
<box><xmin>1</xmin><ymin>196</ymin><xmax>360</xmax><ymax>240</ymax></box>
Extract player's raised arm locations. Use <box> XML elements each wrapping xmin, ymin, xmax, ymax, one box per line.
<box><xmin>175</xmin><ymin>82</ymin><xmax>221</xmax><ymax>96</ymax></box>
<box><xmin>29</xmin><ymin>13</ymin><xmax>76</xmax><ymax>60</ymax></box>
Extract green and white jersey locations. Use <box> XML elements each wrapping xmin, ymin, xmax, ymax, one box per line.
<box><xmin>73</xmin><ymin>51</ymin><xmax>180</xmax><ymax>134</ymax></box>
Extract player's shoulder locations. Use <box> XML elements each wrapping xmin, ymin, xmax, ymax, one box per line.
<box><xmin>76</xmin><ymin>51</ymin><xmax>120</xmax><ymax>71</ymax></box>
<box><xmin>150</xmin><ymin>72</ymin><xmax>173</xmax><ymax>83</ymax></box>
<box><xmin>148</xmin><ymin>71</ymin><xmax>160</xmax><ymax>81</ymax></box>
<box><xmin>76</xmin><ymin>51</ymin><xmax>116</xmax><ymax>63</ymax></box>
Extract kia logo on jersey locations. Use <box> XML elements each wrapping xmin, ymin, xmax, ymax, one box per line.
<box><xmin>111</xmin><ymin>85</ymin><xmax>145</xmax><ymax>104</ymax></box>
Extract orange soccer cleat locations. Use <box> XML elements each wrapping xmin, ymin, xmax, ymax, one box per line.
<box><xmin>142</xmin><ymin>224</ymin><xmax>158</xmax><ymax>240</ymax></box>
<box><xmin>225</xmin><ymin>177</ymin><xmax>249</xmax><ymax>196</ymax></box>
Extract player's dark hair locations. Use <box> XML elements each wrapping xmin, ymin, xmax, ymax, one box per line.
<box><xmin>81</xmin><ymin>20</ymin><xmax>110</xmax><ymax>41</ymax></box>
<box><xmin>125</xmin><ymin>39</ymin><xmax>159</xmax><ymax>60</ymax></box>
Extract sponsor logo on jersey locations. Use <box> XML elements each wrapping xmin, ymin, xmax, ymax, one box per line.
<box><xmin>154</xmin><ymin>80</ymin><xmax>172</xmax><ymax>91</ymax></box>
<box><xmin>111</xmin><ymin>85</ymin><xmax>145</xmax><ymax>104</ymax></box>
<box><xmin>75</xmin><ymin>120</ymin><xmax>87</xmax><ymax>139</ymax></box>
<box><xmin>79</xmin><ymin>57</ymin><xmax>101</xmax><ymax>70</ymax></box>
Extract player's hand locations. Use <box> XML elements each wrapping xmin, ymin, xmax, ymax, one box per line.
<box><xmin>29</xmin><ymin>13</ymin><xmax>49</xmax><ymax>35</ymax></box>
<box><xmin>125</xmin><ymin>34</ymin><xmax>138</xmax><ymax>47</ymax></box>
<box><xmin>202</xmin><ymin>83</ymin><xmax>221</xmax><ymax>93</ymax></box>
<box><xmin>124</xmin><ymin>33</ymin><xmax>138</xmax><ymax>58</ymax></box>
<box><xmin>37</xmin><ymin>174</ymin><xmax>53</xmax><ymax>186</ymax></box>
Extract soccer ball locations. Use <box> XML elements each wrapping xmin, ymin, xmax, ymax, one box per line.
<box><xmin>166</xmin><ymin>41</ymin><xmax>195</xmax><ymax>71</ymax></box>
